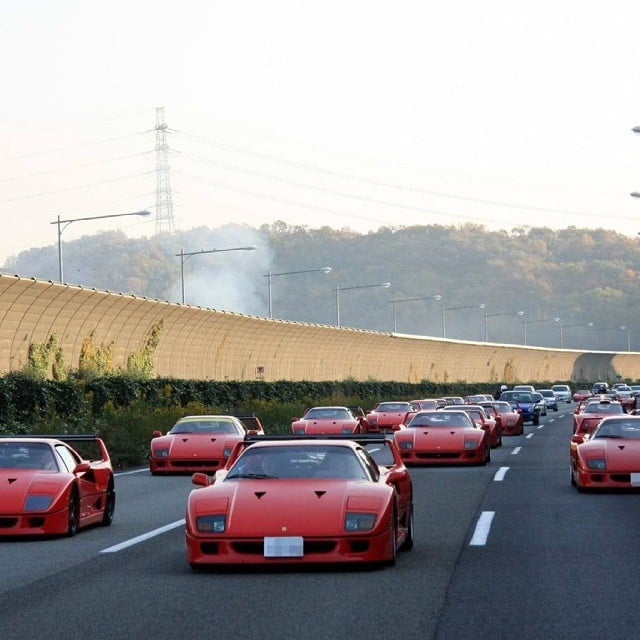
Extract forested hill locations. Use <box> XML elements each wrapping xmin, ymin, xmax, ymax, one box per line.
<box><xmin>3</xmin><ymin>222</ymin><xmax>640</xmax><ymax>350</ymax></box>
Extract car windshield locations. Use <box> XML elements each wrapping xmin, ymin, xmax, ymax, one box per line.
<box><xmin>226</xmin><ymin>445</ymin><xmax>369</xmax><ymax>480</ymax></box>
<box><xmin>552</xmin><ymin>386</ymin><xmax>569</xmax><ymax>392</ymax></box>
<box><xmin>169</xmin><ymin>419</ymin><xmax>242</xmax><ymax>434</ymax></box>
<box><xmin>583</xmin><ymin>403</ymin><xmax>623</xmax><ymax>415</ymax></box>
<box><xmin>492</xmin><ymin>402</ymin><xmax>513</xmax><ymax>412</ymax></box>
<box><xmin>594</xmin><ymin>420</ymin><xmax>640</xmax><ymax>439</ymax></box>
<box><xmin>374</xmin><ymin>402</ymin><xmax>411</xmax><ymax>412</ymax></box>
<box><xmin>303</xmin><ymin>408</ymin><xmax>352</xmax><ymax>420</ymax></box>
<box><xmin>539</xmin><ymin>390</ymin><xmax>554</xmax><ymax>397</ymax></box>
<box><xmin>408</xmin><ymin>412</ymin><xmax>472</xmax><ymax>428</ymax></box>
<box><xmin>0</xmin><ymin>442</ymin><xmax>58</xmax><ymax>470</ymax></box>
<box><xmin>501</xmin><ymin>392</ymin><xmax>534</xmax><ymax>403</ymax></box>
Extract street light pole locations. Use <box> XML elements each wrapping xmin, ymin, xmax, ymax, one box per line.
<box><xmin>50</xmin><ymin>210</ymin><xmax>151</xmax><ymax>283</ymax></box>
<box><xmin>333</xmin><ymin>282</ymin><xmax>391</xmax><ymax>328</ymax></box>
<box><xmin>440</xmin><ymin>303</ymin><xmax>486</xmax><ymax>339</ymax></box>
<box><xmin>389</xmin><ymin>294</ymin><xmax>442</xmax><ymax>333</ymax></box>
<box><xmin>484</xmin><ymin>310</ymin><xmax>525</xmax><ymax>342</ymax></box>
<box><xmin>263</xmin><ymin>267</ymin><xmax>332</xmax><ymax>319</ymax></box>
<box><xmin>176</xmin><ymin>245</ymin><xmax>257</xmax><ymax>304</ymax></box>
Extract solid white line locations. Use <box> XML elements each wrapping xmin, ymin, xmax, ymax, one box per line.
<box><xmin>114</xmin><ymin>468</ymin><xmax>148</xmax><ymax>477</ymax></box>
<box><xmin>511</xmin><ymin>446</ymin><xmax>522</xmax><ymax>455</ymax></box>
<box><xmin>100</xmin><ymin>519</ymin><xmax>185</xmax><ymax>553</ymax></box>
<box><xmin>525</xmin><ymin>433</ymin><xmax>534</xmax><ymax>439</ymax></box>
<box><xmin>469</xmin><ymin>511</ymin><xmax>495</xmax><ymax>546</ymax></box>
<box><xmin>493</xmin><ymin>467</ymin><xmax>509</xmax><ymax>481</ymax></box>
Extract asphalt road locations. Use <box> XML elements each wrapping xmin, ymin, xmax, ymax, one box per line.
<box><xmin>2</xmin><ymin>405</ymin><xmax>640</xmax><ymax>640</ymax></box>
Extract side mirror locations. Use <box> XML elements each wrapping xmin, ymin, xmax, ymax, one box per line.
<box><xmin>571</xmin><ymin>435</ymin><xmax>584</xmax><ymax>444</ymax></box>
<box><xmin>291</xmin><ymin>417</ymin><xmax>299</xmax><ymax>422</ymax></box>
<box><xmin>191</xmin><ymin>472</ymin><xmax>210</xmax><ymax>487</ymax></box>
<box><xmin>73</xmin><ymin>461</ymin><xmax>91</xmax><ymax>474</ymax></box>
<box><xmin>152</xmin><ymin>430</ymin><xmax>163</xmax><ymax>438</ymax></box>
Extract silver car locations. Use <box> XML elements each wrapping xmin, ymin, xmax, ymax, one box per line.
<box><xmin>537</xmin><ymin>389</ymin><xmax>559</xmax><ymax>412</ymax></box>
<box><xmin>551</xmin><ymin>384</ymin><xmax>572</xmax><ymax>404</ymax></box>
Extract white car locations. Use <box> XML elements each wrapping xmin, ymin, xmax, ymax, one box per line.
<box><xmin>537</xmin><ymin>389</ymin><xmax>559</xmax><ymax>412</ymax></box>
<box><xmin>551</xmin><ymin>384</ymin><xmax>572</xmax><ymax>403</ymax></box>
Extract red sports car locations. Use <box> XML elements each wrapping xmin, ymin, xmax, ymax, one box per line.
<box><xmin>572</xmin><ymin>399</ymin><xmax>623</xmax><ymax>435</ymax></box>
<box><xmin>149</xmin><ymin>415</ymin><xmax>264</xmax><ymax>475</ymax></box>
<box><xmin>573</xmin><ymin>389</ymin><xmax>593</xmax><ymax>403</ymax></box>
<box><xmin>0</xmin><ymin>434</ymin><xmax>115</xmax><ymax>536</ymax></box>
<box><xmin>394</xmin><ymin>410</ymin><xmax>489</xmax><ymax>465</ymax></box>
<box><xmin>185</xmin><ymin>435</ymin><xmax>413</xmax><ymax>567</ymax></box>
<box><xmin>479</xmin><ymin>400</ymin><xmax>524</xmax><ymax>436</ymax></box>
<box><xmin>410</xmin><ymin>399</ymin><xmax>440</xmax><ymax>411</ymax></box>
<box><xmin>442</xmin><ymin>405</ymin><xmax>502</xmax><ymax>448</ymax></box>
<box><xmin>571</xmin><ymin>416</ymin><xmax>640</xmax><ymax>490</ymax></box>
<box><xmin>291</xmin><ymin>406</ymin><xmax>368</xmax><ymax>435</ymax></box>
<box><xmin>365</xmin><ymin>401</ymin><xmax>416</xmax><ymax>432</ymax></box>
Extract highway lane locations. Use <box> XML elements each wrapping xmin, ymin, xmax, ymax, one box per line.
<box><xmin>3</xmin><ymin>407</ymin><xmax>640</xmax><ymax>639</ymax></box>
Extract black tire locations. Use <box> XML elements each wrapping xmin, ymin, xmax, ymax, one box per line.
<box><xmin>553</xmin><ymin>407</ymin><xmax>558</xmax><ymax>412</ymax></box>
<box><xmin>533</xmin><ymin>415</ymin><xmax>540</xmax><ymax>426</ymax></box>
<box><xmin>67</xmin><ymin>491</ymin><xmax>79</xmax><ymax>537</ymax></box>
<box><xmin>101</xmin><ymin>478</ymin><xmax>116</xmax><ymax>526</ymax></box>
<box><xmin>400</xmin><ymin>504</ymin><xmax>414</xmax><ymax>552</ymax></box>
<box><xmin>570</xmin><ymin>465</ymin><xmax>576</xmax><ymax>486</ymax></box>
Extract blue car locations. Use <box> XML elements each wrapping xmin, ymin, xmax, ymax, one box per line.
<box><xmin>499</xmin><ymin>391</ymin><xmax>540</xmax><ymax>425</ymax></box>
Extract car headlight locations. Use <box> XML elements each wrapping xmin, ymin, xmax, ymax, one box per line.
<box><xmin>345</xmin><ymin>512</ymin><xmax>377</xmax><ymax>531</ymax></box>
<box><xmin>196</xmin><ymin>514</ymin><xmax>226</xmax><ymax>533</ymax></box>
<box><xmin>24</xmin><ymin>495</ymin><xmax>54</xmax><ymax>511</ymax></box>
<box><xmin>464</xmin><ymin>440</ymin><xmax>480</xmax><ymax>449</ymax></box>
<box><xmin>398</xmin><ymin>440</ymin><xmax>413</xmax><ymax>449</ymax></box>
<box><xmin>586</xmin><ymin>458</ymin><xmax>606</xmax><ymax>470</ymax></box>
<box><xmin>222</xmin><ymin>447</ymin><xmax>233</xmax><ymax>457</ymax></box>
<box><xmin>153</xmin><ymin>448</ymin><xmax>169</xmax><ymax>458</ymax></box>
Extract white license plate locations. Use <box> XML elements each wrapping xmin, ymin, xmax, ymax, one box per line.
<box><xmin>263</xmin><ymin>536</ymin><xmax>304</xmax><ymax>557</ymax></box>
<box><xmin>631</xmin><ymin>473</ymin><xmax>640</xmax><ymax>487</ymax></box>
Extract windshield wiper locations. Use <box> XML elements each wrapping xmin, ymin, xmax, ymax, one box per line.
<box><xmin>226</xmin><ymin>473</ymin><xmax>280</xmax><ymax>479</ymax></box>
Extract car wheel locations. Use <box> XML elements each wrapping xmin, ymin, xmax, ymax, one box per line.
<box><xmin>533</xmin><ymin>415</ymin><xmax>540</xmax><ymax>426</ymax></box>
<box><xmin>553</xmin><ymin>407</ymin><xmax>558</xmax><ymax>412</ymax></box>
<box><xmin>400</xmin><ymin>504</ymin><xmax>414</xmax><ymax>552</ymax></box>
<box><xmin>101</xmin><ymin>478</ymin><xmax>116</xmax><ymax>526</ymax></box>
<box><xmin>67</xmin><ymin>491</ymin><xmax>79</xmax><ymax>537</ymax></box>
<box><xmin>570</xmin><ymin>465</ymin><xmax>576</xmax><ymax>487</ymax></box>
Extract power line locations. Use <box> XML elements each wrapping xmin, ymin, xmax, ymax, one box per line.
<box><xmin>172</xmin><ymin>129</ymin><xmax>609</xmax><ymax>219</ymax></box>
<box><xmin>0</xmin><ymin>133</ymin><xmax>142</xmax><ymax>163</ymax></box>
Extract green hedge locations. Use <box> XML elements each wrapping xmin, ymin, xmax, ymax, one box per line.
<box><xmin>0</xmin><ymin>373</ymin><xmax>560</xmax><ymax>468</ymax></box>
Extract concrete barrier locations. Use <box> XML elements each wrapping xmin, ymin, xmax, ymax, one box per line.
<box><xmin>1</xmin><ymin>273</ymin><xmax>638</xmax><ymax>383</ymax></box>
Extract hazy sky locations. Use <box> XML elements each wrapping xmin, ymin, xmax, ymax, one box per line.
<box><xmin>2</xmin><ymin>0</ymin><xmax>640</xmax><ymax>266</ymax></box>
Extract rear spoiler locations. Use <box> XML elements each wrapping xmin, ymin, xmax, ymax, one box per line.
<box><xmin>1</xmin><ymin>434</ymin><xmax>110</xmax><ymax>462</ymax></box>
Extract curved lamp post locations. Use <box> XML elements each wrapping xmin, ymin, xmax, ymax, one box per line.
<box><xmin>263</xmin><ymin>267</ymin><xmax>332</xmax><ymax>319</ymax></box>
<box><xmin>484</xmin><ymin>310</ymin><xmax>524</xmax><ymax>342</ymax></box>
<box><xmin>176</xmin><ymin>245</ymin><xmax>257</xmax><ymax>304</ymax></box>
<box><xmin>333</xmin><ymin>282</ymin><xmax>391</xmax><ymax>328</ymax></box>
<box><xmin>441</xmin><ymin>303</ymin><xmax>486</xmax><ymax>339</ymax></box>
<box><xmin>50</xmin><ymin>210</ymin><xmax>151</xmax><ymax>283</ymax></box>
<box><xmin>390</xmin><ymin>294</ymin><xmax>442</xmax><ymax>333</ymax></box>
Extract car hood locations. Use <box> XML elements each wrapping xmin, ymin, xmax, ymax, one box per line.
<box><xmin>580</xmin><ymin>440</ymin><xmax>640</xmax><ymax>470</ymax></box>
<box><xmin>0</xmin><ymin>470</ymin><xmax>68</xmax><ymax>513</ymax></box>
<box><xmin>152</xmin><ymin>433</ymin><xmax>239</xmax><ymax>456</ymax></box>
<box><xmin>293</xmin><ymin>419</ymin><xmax>359</xmax><ymax>434</ymax></box>
<box><xmin>191</xmin><ymin>480</ymin><xmax>389</xmax><ymax>536</ymax></box>
<box><xmin>397</xmin><ymin>427</ymin><xmax>481</xmax><ymax>448</ymax></box>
